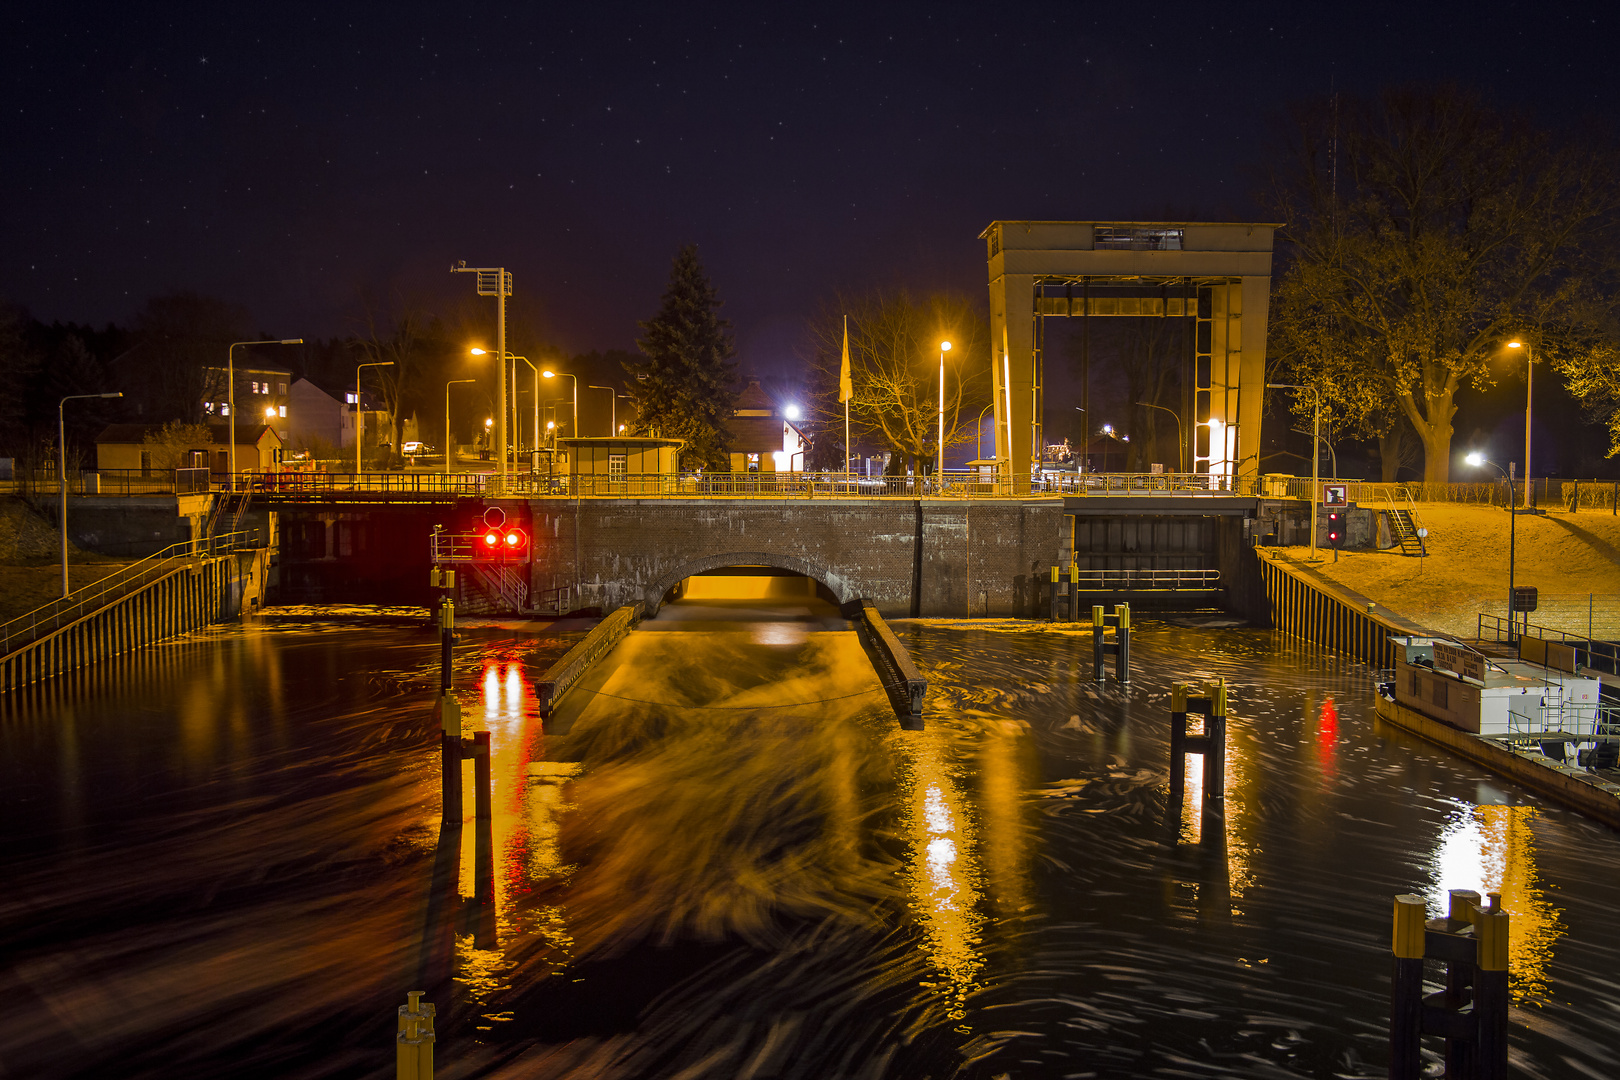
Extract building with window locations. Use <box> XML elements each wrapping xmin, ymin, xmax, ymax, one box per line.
<box><xmin>727</xmin><ymin>379</ymin><xmax>810</xmax><ymax>473</ymax></box>
<box><xmin>96</xmin><ymin>424</ymin><xmax>284</xmax><ymax>475</ymax></box>
<box><xmin>200</xmin><ymin>364</ymin><xmax>293</xmax><ymax>444</ymax></box>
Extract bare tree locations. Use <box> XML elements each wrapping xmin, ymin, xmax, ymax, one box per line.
<box><xmin>132</xmin><ymin>293</ymin><xmax>250</xmax><ymax>422</ymax></box>
<box><xmin>1265</xmin><ymin>85</ymin><xmax>1620</xmax><ymax>482</ymax></box>
<box><xmin>353</xmin><ymin>291</ymin><xmax>432</xmax><ymax>463</ymax></box>
<box><xmin>803</xmin><ymin>290</ymin><xmax>989</xmax><ymax>473</ymax></box>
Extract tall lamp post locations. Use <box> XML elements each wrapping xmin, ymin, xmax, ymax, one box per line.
<box><xmin>59</xmin><ymin>391</ymin><xmax>123</xmax><ymax>596</ymax></box>
<box><xmin>542</xmin><ymin>370</ymin><xmax>577</xmax><ymax>445</ymax></box>
<box><xmin>1268</xmin><ymin>383</ymin><xmax>1323</xmax><ymax>561</ymax></box>
<box><xmin>1136</xmin><ymin>400</ymin><xmax>1186</xmax><ymax>474</ymax></box>
<box><xmin>451</xmin><ymin>264</ymin><xmax>513</xmax><ymax>486</ymax></box>
<box><xmin>589</xmin><ymin>385</ymin><xmax>617</xmax><ymax>435</ymax></box>
<box><xmin>473</xmin><ymin>349</ymin><xmax>537</xmax><ymax>470</ymax></box>
<box><xmin>355</xmin><ymin>360</ymin><xmax>395</xmax><ymax>475</ymax></box>
<box><xmin>228</xmin><ymin>339</ymin><xmax>302</xmax><ymax>489</ymax></box>
<box><xmin>1507</xmin><ymin>339</ymin><xmax>1534</xmax><ymax>509</ymax></box>
<box><xmin>1467</xmin><ymin>453</ymin><xmax>1519</xmax><ymax>643</ymax></box>
<box><xmin>445</xmin><ymin>379</ymin><xmax>476</xmax><ymax>476</ymax></box>
<box><xmin>936</xmin><ymin>340</ymin><xmax>952</xmax><ymax>480</ymax></box>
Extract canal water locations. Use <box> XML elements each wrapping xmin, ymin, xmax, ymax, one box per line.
<box><xmin>1</xmin><ymin>594</ymin><xmax>1618</xmax><ymax>1079</ymax></box>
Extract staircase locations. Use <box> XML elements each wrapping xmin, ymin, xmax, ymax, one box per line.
<box><xmin>1388</xmin><ymin>500</ymin><xmax>1428</xmax><ymax>557</ymax></box>
<box><xmin>468</xmin><ymin>563</ymin><xmax>529</xmax><ymax>613</ymax></box>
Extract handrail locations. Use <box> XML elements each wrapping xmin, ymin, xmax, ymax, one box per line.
<box><xmin>0</xmin><ymin>529</ymin><xmax>261</xmax><ymax>655</ymax></box>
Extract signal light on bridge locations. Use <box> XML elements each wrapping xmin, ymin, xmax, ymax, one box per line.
<box><xmin>1327</xmin><ymin>511</ymin><xmax>1342</xmax><ymax>548</ymax></box>
<box><xmin>476</xmin><ymin>527</ymin><xmax>529</xmax><ymax>559</ymax></box>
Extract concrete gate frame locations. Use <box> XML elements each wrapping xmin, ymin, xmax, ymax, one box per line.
<box><xmin>981</xmin><ymin>220</ymin><xmax>1280</xmax><ymax>486</ymax></box>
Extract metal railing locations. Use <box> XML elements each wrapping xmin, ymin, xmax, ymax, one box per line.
<box><xmin>242</xmin><ymin>469</ymin><xmax>1376</xmax><ymax>501</ymax></box>
<box><xmin>0</xmin><ymin>529</ymin><xmax>262</xmax><ymax>656</ymax></box>
<box><xmin>1069</xmin><ymin>568</ymin><xmax>1222</xmax><ymax>590</ymax></box>
<box><xmin>1498</xmin><ymin>700</ymin><xmax>1620</xmax><ymax>745</ymax></box>
<box><xmin>1476</xmin><ymin>606</ymin><xmax>1620</xmax><ymax>675</ymax></box>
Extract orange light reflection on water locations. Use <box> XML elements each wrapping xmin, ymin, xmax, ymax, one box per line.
<box><xmin>892</xmin><ymin>730</ymin><xmax>984</xmax><ymax>1021</ymax></box>
<box><xmin>450</xmin><ymin>653</ymin><xmax>575</xmax><ymax>1003</ymax></box>
<box><xmin>1429</xmin><ymin>803</ymin><xmax>1562</xmax><ymax>1004</ymax></box>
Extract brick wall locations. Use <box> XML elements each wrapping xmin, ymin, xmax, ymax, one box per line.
<box><xmin>527</xmin><ymin>498</ymin><xmax>1063</xmax><ymax>619</ymax></box>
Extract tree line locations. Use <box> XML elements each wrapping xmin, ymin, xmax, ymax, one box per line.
<box><xmin>8</xmin><ymin>85</ymin><xmax>1619</xmax><ymax>483</ymax></box>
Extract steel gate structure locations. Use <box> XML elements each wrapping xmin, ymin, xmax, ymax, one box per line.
<box><xmin>982</xmin><ymin>220</ymin><xmax>1279</xmax><ymax>487</ymax></box>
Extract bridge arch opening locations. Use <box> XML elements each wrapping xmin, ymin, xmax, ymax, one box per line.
<box><xmin>644</xmin><ymin>552</ymin><xmax>852</xmax><ymax>616</ymax></box>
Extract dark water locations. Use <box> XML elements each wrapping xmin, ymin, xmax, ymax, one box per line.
<box><xmin>2</xmin><ymin>600</ymin><xmax>1618</xmax><ymax>1079</ymax></box>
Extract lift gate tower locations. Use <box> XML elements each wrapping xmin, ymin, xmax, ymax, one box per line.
<box><xmin>982</xmin><ymin>221</ymin><xmax>1279</xmax><ymax>488</ymax></box>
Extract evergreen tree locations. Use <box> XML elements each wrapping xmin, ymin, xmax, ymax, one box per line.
<box><xmin>628</xmin><ymin>245</ymin><xmax>738</xmax><ymax>470</ymax></box>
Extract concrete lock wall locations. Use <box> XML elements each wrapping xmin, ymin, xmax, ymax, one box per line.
<box><xmin>526</xmin><ymin>498</ymin><xmax>1065</xmax><ymax>619</ymax></box>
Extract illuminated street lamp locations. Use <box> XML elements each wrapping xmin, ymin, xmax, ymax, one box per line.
<box><xmin>1466</xmin><ymin>452</ymin><xmax>1519</xmax><ymax>643</ymax></box>
<box><xmin>445</xmin><ymin>379</ymin><xmax>475</xmax><ymax>475</ymax></box>
<box><xmin>473</xmin><ymin>349</ymin><xmax>537</xmax><ymax>466</ymax></box>
<box><xmin>355</xmin><ymin>360</ymin><xmax>395</xmax><ymax>475</ymax></box>
<box><xmin>1507</xmin><ymin>340</ymin><xmax>1534</xmax><ymax>509</ymax></box>
<box><xmin>59</xmin><ymin>391</ymin><xmax>122</xmax><ymax>596</ymax></box>
<box><xmin>936</xmin><ymin>340</ymin><xmax>952</xmax><ymax>480</ymax></box>
<box><xmin>227</xmin><ymin>338</ymin><xmax>302</xmax><ymax>487</ymax></box>
<box><xmin>542</xmin><ymin>370</ymin><xmax>578</xmax><ymax>444</ymax></box>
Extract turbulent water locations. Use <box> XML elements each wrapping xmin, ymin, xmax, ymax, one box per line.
<box><xmin>2</xmin><ymin>599</ymin><xmax>1618</xmax><ymax>1079</ymax></box>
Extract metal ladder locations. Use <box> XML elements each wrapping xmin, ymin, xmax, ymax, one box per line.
<box><xmin>1387</xmin><ymin>489</ymin><xmax>1428</xmax><ymax>556</ymax></box>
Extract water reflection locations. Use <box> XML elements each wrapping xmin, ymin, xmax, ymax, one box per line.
<box><xmin>890</xmin><ymin>729</ymin><xmax>985</xmax><ymax>1021</ymax></box>
<box><xmin>1428</xmin><ymin>802</ymin><xmax>1564</xmax><ymax>1004</ymax></box>
<box><xmin>6</xmin><ymin>610</ymin><xmax>1620</xmax><ymax>1079</ymax></box>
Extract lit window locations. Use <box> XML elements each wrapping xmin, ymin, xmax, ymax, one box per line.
<box><xmin>220</xmin><ymin>404</ymin><xmax>229</xmax><ymax>416</ymax></box>
<box><xmin>346</xmin><ymin>393</ymin><xmax>357</xmax><ymax>404</ymax></box>
<box><xmin>204</xmin><ymin>402</ymin><xmax>215</xmax><ymax>414</ymax></box>
<box><xmin>278</xmin><ymin>405</ymin><xmax>287</xmax><ymax>418</ymax></box>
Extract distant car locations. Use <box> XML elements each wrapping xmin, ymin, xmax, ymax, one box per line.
<box><xmin>402</xmin><ymin>441</ymin><xmax>425</xmax><ymax>455</ymax></box>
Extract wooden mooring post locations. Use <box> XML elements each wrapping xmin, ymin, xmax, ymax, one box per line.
<box><xmin>429</xmin><ymin>568</ymin><xmax>490</xmax><ymax>829</ymax></box>
<box><xmin>1091</xmin><ymin>603</ymin><xmax>1131</xmax><ymax>683</ymax></box>
<box><xmin>1169</xmin><ymin>678</ymin><xmax>1225</xmax><ymax>804</ymax></box>
<box><xmin>1048</xmin><ymin>564</ymin><xmax>1081</xmax><ymax>622</ymax></box>
<box><xmin>1390</xmin><ymin>890</ymin><xmax>1510</xmax><ymax>1080</ymax></box>
<box><xmin>396</xmin><ymin>990</ymin><xmax>435</xmax><ymax>1079</ymax></box>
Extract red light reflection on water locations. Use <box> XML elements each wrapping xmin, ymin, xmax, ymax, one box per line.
<box><xmin>1316</xmin><ymin>696</ymin><xmax>1338</xmax><ymax>780</ymax></box>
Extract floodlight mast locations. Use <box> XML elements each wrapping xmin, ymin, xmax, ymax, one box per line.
<box><xmin>451</xmin><ymin>263</ymin><xmax>512</xmax><ymax>486</ymax></box>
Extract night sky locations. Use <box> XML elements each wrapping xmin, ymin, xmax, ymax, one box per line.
<box><xmin>6</xmin><ymin>2</ymin><xmax>1618</xmax><ymax>374</ymax></box>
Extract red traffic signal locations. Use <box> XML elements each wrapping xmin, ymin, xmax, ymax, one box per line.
<box><xmin>475</xmin><ymin>526</ymin><xmax>529</xmax><ymax>559</ymax></box>
<box><xmin>1327</xmin><ymin>511</ymin><xmax>1342</xmax><ymax>547</ymax></box>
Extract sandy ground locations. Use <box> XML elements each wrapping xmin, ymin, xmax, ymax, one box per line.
<box><xmin>1270</xmin><ymin>503</ymin><xmax>1620</xmax><ymax>639</ymax></box>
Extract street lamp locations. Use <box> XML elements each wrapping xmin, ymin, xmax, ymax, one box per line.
<box><xmin>474</xmin><ymin>349</ymin><xmax>537</xmax><ymax>468</ymax></box>
<box><xmin>1269</xmin><ymin>383</ymin><xmax>1323</xmax><ymax>561</ymax></box>
<box><xmin>1467</xmin><ymin>452</ymin><xmax>1519</xmax><ymax>643</ymax></box>
<box><xmin>976</xmin><ymin>400</ymin><xmax>995</xmax><ymax>461</ymax></box>
<box><xmin>1507</xmin><ymin>340</ymin><xmax>1534</xmax><ymax>509</ymax></box>
<box><xmin>588</xmin><ymin>386</ymin><xmax>618</xmax><ymax>435</ymax></box>
<box><xmin>59</xmin><ymin>391</ymin><xmax>122</xmax><ymax>596</ymax></box>
<box><xmin>227</xmin><ymin>339</ymin><xmax>302</xmax><ymax>488</ymax></box>
<box><xmin>937</xmin><ymin>340</ymin><xmax>951</xmax><ymax>480</ymax></box>
<box><xmin>445</xmin><ymin>379</ymin><xmax>476</xmax><ymax>475</ymax></box>
<box><xmin>355</xmin><ymin>360</ymin><xmax>395</xmax><ymax>475</ymax></box>
<box><xmin>542</xmin><ymin>370</ymin><xmax>577</xmax><ymax>446</ymax></box>
<box><xmin>1136</xmin><ymin>400</ymin><xmax>1186</xmax><ymax>473</ymax></box>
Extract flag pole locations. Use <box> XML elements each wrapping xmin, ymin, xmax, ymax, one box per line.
<box><xmin>841</xmin><ymin>314</ymin><xmax>853</xmax><ymax>479</ymax></box>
